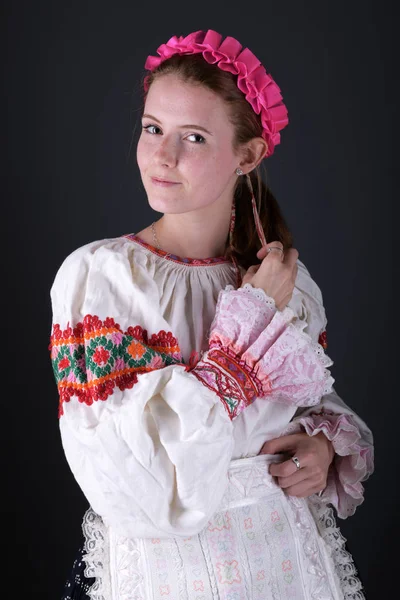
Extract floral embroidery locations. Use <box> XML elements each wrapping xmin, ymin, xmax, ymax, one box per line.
<box><xmin>216</xmin><ymin>560</ymin><xmax>242</xmax><ymax>585</ymax></box>
<box><xmin>257</xmin><ymin>570</ymin><xmax>265</xmax><ymax>580</ymax></box>
<box><xmin>282</xmin><ymin>560</ymin><xmax>292</xmax><ymax>572</ymax></box>
<box><xmin>176</xmin><ymin>535</ymin><xmax>212</xmax><ymax>598</ymax></box>
<box><xmin>193</xmin><ymin>580</ymin><xmax>205</xmax><ymax>591</ymax></box>
<box><xmin>49</xmin><ymin>315</ymin><xmax>184</xmax><ymax>416</ymax></box>
<box><xmin>191</xmin><ymin>300</ymin><xmax>333</xmax><ymax>420</ymax></box>
<box><xmin>207</xmin><ymin>512</ymin><xmax>232</xmax><ymax>532</ymax></box>
<box><xmin>271</xmin><ymin>510</ymin><xmax>280</xmax><ymax>522</ymax></box>
<box><xmin>209</xmin><ymin>531</ymin><xmax>235</xmax><ymax>557</ymax></box>
<box><xmin>159</xmin><ymin>584</ymin><xmax>170</xmax><ymax>595</ymax></box>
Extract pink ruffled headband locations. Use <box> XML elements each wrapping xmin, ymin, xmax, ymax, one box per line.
<box><xmin>144</xmin><ymin>29</ymin><xmax>289</xmax><ymax>158</ymax></box>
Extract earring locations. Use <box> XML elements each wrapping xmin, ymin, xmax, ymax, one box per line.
<box><xmin>245</xmin><ymin>173</ymin><xmax>268</xmax><ymax>248</ymax></box>
<box><xmin>235</xmin><ymin>168</ymin><xmax>244</xmax><ymax>176</ymax></box>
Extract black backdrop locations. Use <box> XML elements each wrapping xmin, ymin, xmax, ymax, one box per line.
<box><xmin>3</xmin><ymin>1</ymin><xmax>396</xmax><ymax>598</ymax></box>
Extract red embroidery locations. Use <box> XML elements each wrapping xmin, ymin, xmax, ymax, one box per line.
<box><xmin>318</xmin><ymin>330</ymin><xmax>328</xmax><ymax>350</ymax></box>
<box><xmin>124</xmin><ymin>233</ymin><xmax>231</xmax><ymax>266</ymax></box>
<box><xmin>49</xmin><ymin>316</ymin><xmax>184</xmax><ymax>417</ymax></box>
<box><xmin>191</xmin><ymin>346</ymin><xmax>261</xmax><ymax>420</ymax></box>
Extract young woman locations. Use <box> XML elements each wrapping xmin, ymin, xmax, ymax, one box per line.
<box><xmin>50</xmin><ymin>29</ymin><xmax>374</xmax><ymax>600</ymax></box>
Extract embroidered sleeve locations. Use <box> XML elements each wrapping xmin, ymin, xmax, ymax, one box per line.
<box><xmin>49</xmin><ymin>243</ymin><xmax>334</xmax><ymax>538</ymax></box>
<box><xmin>50</xmin><ymin>240</ymin><xmax>236</xmax><ymax>538</ymax></box>
<box><xmin>191</xmin><ymin>283</ymin><xmax>334</xmax><ymax>420</ymax></box>
<box><xmin>50</xmin><ymin>316</ymin><xmax>184</xmax><ymax>418</ymax></box>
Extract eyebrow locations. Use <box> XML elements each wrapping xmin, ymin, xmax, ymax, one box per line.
<box><xmin>142</xmin><ymin>113</ymin><xmax>213</xmax><ymax>136</ymax></box>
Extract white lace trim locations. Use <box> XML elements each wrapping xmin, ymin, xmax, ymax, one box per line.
<box><xmin>81</xmin><ymin>508</ymin><xmax>111</xmax><ymax>600</ymax></box>
<box><xmin>291</xmin><ymin>319</ymin><xmax>335</xmax><ymax>395</ymax></box>
<box><xmin>113</xmin><ymin>534</ymin><xmax>145</xmax><ymax>599</ymax></box>
<box><xmin>225</xmin><ymin>282</ymin><xmax>277</xmax><ymax>309</ymax></box>
<box><xmin>79</xmin><ymin>467</ymin><xmax>364</xmax><ymax>600</ymax></box>
<box><xmin>169</xmin><ymin>540</ymin><xmax>187</xmax><ymax>600</ymax></box>
<box><xmin>224</xmin><ymin>282</ymin><xmax>333</xmax><ymax>398</ymax></box>
<box><xmin>288</xmin><ymin>496</ymin><xmax>336</xmax><ymax>598</ymax></box>
<box><xmin>308</xmin><ymin>498</ymin><xmax>366</xmax><ymax>600</ymax></box>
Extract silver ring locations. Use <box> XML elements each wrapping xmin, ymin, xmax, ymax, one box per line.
<box><xmin>291</xmin><ymin>456</ymin><xmax>301</xmax><ymax>470</ymax></box>
<box><xmin>267</xmin><ymin>247</ymin><xmax>284</xmax><ymax>254</ymax></box>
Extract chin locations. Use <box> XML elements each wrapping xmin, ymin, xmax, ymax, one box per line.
<box><xmin>146</xmin><ymin>194</ymin><xmax>186</xmax><ymax>214</ymax></box>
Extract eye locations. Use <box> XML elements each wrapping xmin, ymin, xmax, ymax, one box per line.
<box><xmin>142</xmin><ymin>124</ymin><xmax>161</xmax><ymax>135</ymax></box>
<box><xmin>186</xmin><ymin>133</ymin><xmax>206</xmax><ymax>144</ymax></box>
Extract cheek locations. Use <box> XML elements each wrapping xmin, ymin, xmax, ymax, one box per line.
<box><xmin>195</xmin><ymin>153</ymin><xmax>233</xmax><ymax>185</ymax></box>
<box><xmin>136</xmin><ymin>136</ymin><xmax>150</xmax><ymax>172</ymax></box>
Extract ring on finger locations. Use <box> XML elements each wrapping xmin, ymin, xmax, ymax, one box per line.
<box><xmin>291</xmin><ymin>456</ymin><xmax>301</xmax><ymax>470</ymax></box>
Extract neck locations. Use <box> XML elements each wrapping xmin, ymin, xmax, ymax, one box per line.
<box><xmin>155</xmin><ymin>202</ymin><xmax>233</xmax><ymax>259</ymax></box>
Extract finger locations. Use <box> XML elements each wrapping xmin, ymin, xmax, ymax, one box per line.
<box><xmin>274</xmin><ymin>466</ymin><xmax>318</xmax><ymax>489</ymax></box>
<box><xmin>261</xmin><ymin>434</ymin><xmax>304</xmax><ymax>456</ymax></box>
<box><xmin>256</xmin><ymin>246</ymin><xmax>267</xmax><ymax>258</ymax></box>
<box><xmin>265</xmin><ymin>242</ymin><xmax>284</xmax><ymax>262</ymax></box>
<box><xmin>283</xmin><ymin>480</ymin><xmax>324</xmax><ymax>498</ymax></box>
<box><xmin>246</xmin><ymin>265</ymin><xmax>260</xmax><ymax>275</ymax></box>
<box><xmin>269</xmin><ymin>456</ymin><xmax>305</xmax><ymax>478</ymax></box>
<box><xmin>260</xmin><ymin>241</ymin><xmax>284</xmax><ymax>250</ymax></box>
<box><xmin>284</xmin><ymin>248</ymin><xmax>299</xmax><ymax>268</ymax></box>
<box><xmin>257</xmin><ymin>241</ymin><xmax>284</xmax><ymax>259</ymax></box>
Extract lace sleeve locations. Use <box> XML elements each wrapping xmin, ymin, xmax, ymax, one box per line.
<box><xmin>286</xmin><ymin>392</ymin><xmax>374</xmax><ymax>519</ymax></box>
<box><xmin>192</xmin><ymin>283</ymin><xmax>334</xmax><ymax>420</ymax></box>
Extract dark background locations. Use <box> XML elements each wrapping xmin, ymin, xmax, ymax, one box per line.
<box><xmin>3</xmin><ymin>0</ymin><xmax>395</xmax><ymax>598</ymax></box>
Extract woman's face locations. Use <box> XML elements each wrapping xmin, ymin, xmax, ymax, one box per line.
<box><xmin>136</xmin><ymin>74</ymin><xmax>242</xmax><ymax>215</ymax></box>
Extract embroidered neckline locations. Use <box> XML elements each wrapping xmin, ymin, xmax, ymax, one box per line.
<box><xmin>124</xmin><ymin>233</ymin><xmax>233</xmax><ymax>267</ymax></box>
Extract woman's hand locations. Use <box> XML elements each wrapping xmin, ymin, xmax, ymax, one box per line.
<box><xmin>241</xmin><ymin>242</ymin><xmax>299</xmax><ymax>311</ymax></box>
<box><xmin>259</xmin><ymin>432</ymin><xmax>335</xmax><ymax>497</ymax></box>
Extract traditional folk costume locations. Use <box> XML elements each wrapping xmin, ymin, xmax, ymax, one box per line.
<box><xmin>50</xmin><ymin>30</ymin><xmax>374</xmax><ymax>600</ymax></box>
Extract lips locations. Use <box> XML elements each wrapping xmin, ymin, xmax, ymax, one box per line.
<box><xmin>151</xmin><ymin>176</ymin><xmax>179</xmax><ymax>184</ymax></box>
<box><xmin>150</xmin><ymin>176</ymin><xmax>181</xmax><ymax>188</ymax></box>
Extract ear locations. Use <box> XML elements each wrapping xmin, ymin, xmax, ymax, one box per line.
<box><xmin>238</xmin><ymin>137</ymin><xmax>268</xmax><ymax>173</ymax></box>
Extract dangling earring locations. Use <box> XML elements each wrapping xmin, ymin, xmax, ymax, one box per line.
<box><xmin>230</xmin><ymin>167</ymin><xmax>244</xmax><ymax>248</ymax></box>
<box><xmin>228</xmin><ymin>194</ymin><xmax>237</xmax><ymax>252</ymax></box>
<box><xmin>229</xmin><ymin>168</ymin><xmax>245</xmax><ymax>249</ymax></box>
<box><xmin>245</xmin><ymin>173</ymin><xmax>268</xmax><ymax>248</ymax></box>
<box><xmin>227</xmin><ymin>167</ymin><xmax>244</xmax><ymax>288</ymax></box>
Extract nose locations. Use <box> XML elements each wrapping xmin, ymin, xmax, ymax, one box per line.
<box><xmin>154</xmin><ymin>135</ymin><xmax>178</xmax><ymax>168</ymax></box>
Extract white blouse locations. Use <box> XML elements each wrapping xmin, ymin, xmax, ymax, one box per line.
<box><xmin>49</xmin><ymin>233</ymin><xmax>373</xmax><ymax>541</ymax></box>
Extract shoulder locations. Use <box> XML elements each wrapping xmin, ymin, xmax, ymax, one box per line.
<box><xmin>49</xmin><ymin>235</ymin><xmax>158</xmax><ymax>326</ymax></box>
<box><xmin>52</xmin><ymin>235</ymin><xmax>146</xmax><ymax>276</ymax></box>
<box><xmin>289</xmin><ymin>258</ymin><xmax>328</xmax><ymax>344</ymax></box>
<box><xmin>295</xmin><ymin>259</ymin><xmax>324</xmax><ymax>305</ymax></box>
<box><xmin>50</xmin><ymin>235</ymin><xmax>149</xmax><ymax>297</ymax></box>
<box><xmin>54</xmin><ymin>235</ymin><xmax>137</xmax><ymax>269</ymax></box>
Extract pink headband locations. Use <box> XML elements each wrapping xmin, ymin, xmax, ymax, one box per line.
<box><xmin>144</xmin><ymin>29</ymin><xmax>289</xmax><ymax>158</ymax></box>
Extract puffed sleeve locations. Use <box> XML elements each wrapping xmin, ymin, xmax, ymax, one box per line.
<box><xmin>49</xmin><ymin>239</ymin><xmax>334</xmax><ymax>538</ymax></box>
<box><xmin>284</xmin><ymin>260</ymin><xmax>374</xmax><ymax>519</ymax></box>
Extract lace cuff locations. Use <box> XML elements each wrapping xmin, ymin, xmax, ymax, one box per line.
<box><xmin>191</xmin><ymin>285</ymin><xmax>334</xmax><ymax>420</ymax></box>
<box><xmin>211</xmin><ymin>283</ymin><xmax>278</xmax><ymax>352</ymax></box>
<box><xmin>297</xmin><ymin>411</ymin><xmax>374</xmax><ymax>519</ymax></box>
